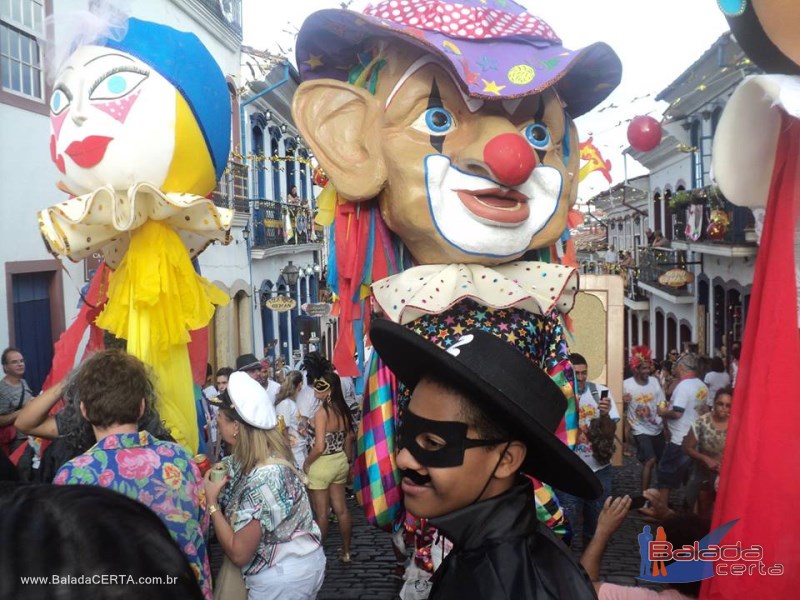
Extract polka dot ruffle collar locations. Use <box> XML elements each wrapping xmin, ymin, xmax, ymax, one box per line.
<box><xmin>38</xmin><ymin>182</ymin><xmax>232</xmax><ymax>269</ymax></box>
<box><xmin>371</xmin><ymin>261</ymin><xmax>579</xmax><ymax>325</ymax></box>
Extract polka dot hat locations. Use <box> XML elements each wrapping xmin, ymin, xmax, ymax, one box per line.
<box><xmin>296</xmin><ymin>0</ymin><xmax>621</xmax><ymax>117</ymax></box>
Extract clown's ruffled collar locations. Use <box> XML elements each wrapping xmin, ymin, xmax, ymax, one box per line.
<box><xmin>372</xmin><ymin>261</ymin><xmax>578</xmax><ymax>325</ymax></box>
<box><xmin>38</xmin><ymin>182</ymin><xmax>232</xmax><ymax>268</ymax></box>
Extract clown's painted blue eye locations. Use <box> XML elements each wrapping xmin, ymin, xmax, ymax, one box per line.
<box><xmin>50</xmin><ymin>88</ymin><xmax>71</xmax><ymax>115</ymax></box>
<box><xmin>89</xmin><ymin>68</ymin><xmax>149</xmax><ymax>101</ymax></box>
<box><xmin>412</xmin><ymin>107</ymin><xmax>456</xmax><ymax>136</ymax></box>
<box><xmin>524</xmin><ymin>123</ymin><xmax>552</xmax><ymax>150</ymax></box>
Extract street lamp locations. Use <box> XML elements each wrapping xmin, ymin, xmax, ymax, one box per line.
<box><xmin>282</xmin><ymin>261</ymin><xmax>300</xmax><ymax>286</ymax></box>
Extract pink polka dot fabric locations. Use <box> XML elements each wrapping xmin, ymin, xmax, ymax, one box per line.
<box><xmin>363</xmin><ymin>0</ymin><xmax>559</xmax><ymax>42</ymax></box>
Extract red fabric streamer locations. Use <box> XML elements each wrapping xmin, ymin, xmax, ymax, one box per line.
<box><xmin>15</xmin><ymin>263</ymin><xmax>111</xmax><ymax>465</ymax></box>
<box><xmin>331</xmin><ymin>201</ymin><xmax>391</xmax><ymax>377</ymax></box>
<box><xmin>188</xmin><ymin>327</ymin><xmax>209</xmax><ymax>386</ymax></box>
<box><xmin>42</xmin><ymin>263</ymin><xmax>109</xmax><ymax>393</ymax></box>
<box><xmin>332</xmin><ymin>203</ymin><xmax>366</xmax><ymax>376</ymax></box>
<box><xmin>701</xmin><ymin>117</ymin><xmax>800</xmax><ymax>598</ymax></box>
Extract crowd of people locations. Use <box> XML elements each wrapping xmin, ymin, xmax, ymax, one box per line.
<box><xmin>0</xmin><ymin>334</ymin><xmax>735</xmax><ymax>599</ymax></box>
<box><xmin>621</xmin><ymin>345</ymin><xmax>734</xmax><ymax>514</ymax></box>
<box><xmin>0</xmin><ymin>344</ymin><xmax>361</xmax><ymax>599</ymax></box>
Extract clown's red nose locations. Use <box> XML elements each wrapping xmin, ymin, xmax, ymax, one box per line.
<box><xmin>483</xmin><ymin>133</ymin><xmax>536</xmax><ymax>187</ymax></box>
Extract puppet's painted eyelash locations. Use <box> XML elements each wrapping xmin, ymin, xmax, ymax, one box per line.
<box><xmin>89</xmin><ymin>66</ymin><xmax>150</xmax><ymax>100</ymax></box>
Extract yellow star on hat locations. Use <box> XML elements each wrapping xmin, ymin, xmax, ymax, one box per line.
<box><xmin>482</xmin><ymin>79</ymin><xmax>507</xmax><ymax>96</ymax></box>
<box><xmin>304</xmin><ymin>54</ymin><xmax>324</xmax><ymax>69</ymax></box>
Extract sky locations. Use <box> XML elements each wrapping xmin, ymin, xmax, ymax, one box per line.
<box><xmin>241</xmin><ymin>0</ymin><xmax>730</xmax><ymax>202</ymax></box>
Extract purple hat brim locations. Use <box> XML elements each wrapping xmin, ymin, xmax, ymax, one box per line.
<box><xmin>296</xmin><ymin>9</ymin><xmax>621</xmax><ymax>118</ymax></box>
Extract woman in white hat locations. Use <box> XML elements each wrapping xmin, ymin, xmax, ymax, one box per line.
<box><xmin>204</xmin><ymin>372</ymin><xmax>325</xmax><ymax>599</ymax></box>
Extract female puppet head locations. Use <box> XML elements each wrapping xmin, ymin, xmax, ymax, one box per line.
<box><xmin>293</xmin><ymin>0</ymin><xmax>621</xmax><ymax>265</ymax></box>
<box><xmin>49</xmin><ymin>17</ymin><xmax>230</xmax><ymax>197</ymax></box>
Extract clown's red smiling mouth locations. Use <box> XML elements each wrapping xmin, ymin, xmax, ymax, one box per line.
<box><xmin>455</xmin><ymin>188</ymin><xmax>530</xmax><ymax>224</ymax></box>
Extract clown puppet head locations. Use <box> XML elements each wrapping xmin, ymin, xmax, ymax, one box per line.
<box><xmin>293</xmin><ymin>0</ymin><xmax>621</xmax><ymax>266</ymax></box>
<box><xmin>49</xmin><ymin>18</ymin><xmax>230</xmax><ymax>198</ymax></box>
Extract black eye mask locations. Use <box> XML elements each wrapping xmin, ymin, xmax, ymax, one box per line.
<box><xmin>398</xmin><ymin>408</ymin><xmax>507</xmax><ymax>468</ymax></box>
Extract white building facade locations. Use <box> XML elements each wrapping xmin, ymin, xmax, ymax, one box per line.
<box><xmin>622</xmin><ymin>32</ymin><xmax>759</xmax><ymax>361</ymax></box>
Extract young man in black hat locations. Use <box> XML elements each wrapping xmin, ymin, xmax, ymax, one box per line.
<box><xmin>370</xmin><ymin>320</ymin><xmax>600</xmax><ymax>600</ymax></box>
<box><xmin>236</xmin><ymin>353</ymin><xmax>279</xmax><ymax>405</ymax></box>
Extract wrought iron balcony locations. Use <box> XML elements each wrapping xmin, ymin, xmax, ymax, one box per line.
<box><xmin>211</xmin><ymin>161</ymin><xmax>249</xmax><ymax>213</ymax></box>
<box><xmin>209</xmin><ymin>161</ymin><xmax>325</xmax><ymax>249</ymax></box>
<box><xmin>637</xmin><ymin>247</ymin><xmax>697</xmax><ymax>297</ymax></box>
<box><xmin>668</xmin><ymin>187</ymin><xmax>757</xmax><ymax>246</ymax></box>
<box><xmin>251</xmin><ymin>199</ymin><xmax>323</xmax><ymax>249</ymax></box>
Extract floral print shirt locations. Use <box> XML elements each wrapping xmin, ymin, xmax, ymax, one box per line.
<box><xmin>218</xmin><ymin>456</ymin><xmax>321</xmax><ymax>576</ymax></box>
<box><xmin>54</xmin><ymin>431</ymin><xmax>212</xmax><ymax>600</ymax></box>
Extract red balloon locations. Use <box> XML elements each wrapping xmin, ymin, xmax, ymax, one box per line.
<box><xmin>627</xmin><ymin>116</ymin><xmax>662</xmax><ymax>152</ymax></box>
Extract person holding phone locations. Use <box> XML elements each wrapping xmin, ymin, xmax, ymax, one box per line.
<box><xmin>560</xmin><ymin>353</ymin><xmax>620</xmax><ymax>547</ymax></box>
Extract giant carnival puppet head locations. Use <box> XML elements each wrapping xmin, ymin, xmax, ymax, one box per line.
<box><xmin>713</xmin><ymin>1</ymin><xmax>800</xmax><ymax>209</ymax></box>
<box><xmin>49</xmin><ymin>17</ymin><xmax>230</xmax><ymax>199</ymax></box>
<box><xmin>293</xmin><ymin>0</ymin><xmax>621</xmax><ymax>266</ymax></box>
<box><xmin>41</xmin><ymin>15</ymin><xmax>232</xmax><ymax>268</ymax></box>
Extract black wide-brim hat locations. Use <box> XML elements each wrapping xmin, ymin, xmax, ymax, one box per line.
<box><xmin>235</xmin><ymin>353</ymin><xmax>261</xmax><ymax>372</ymax></box>
<box><xmin>370</xmin><ymin>319</ymin><xmax>601</xmax><ymax>499</ymax></box>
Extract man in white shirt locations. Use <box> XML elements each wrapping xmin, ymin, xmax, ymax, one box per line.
<box><xmin>656</xmin><ymin>353</ymin><xmax>708</xmax><ymax>505</ymax></box>
<box><xmin>622</xmin><ymin>346</ymin><xmax>666</xmax><ymax>493</ymax></box>
<box><xmin>559</xmin><ymin>353</ymin><xmax>620</xmax><ymax>545</ymax></box>
<box><xmin>603</xmin><ymin>245</ymin><xmax>617</xmax><ymax>264</ymax></box>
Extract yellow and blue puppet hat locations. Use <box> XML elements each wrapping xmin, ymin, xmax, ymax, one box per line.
<box><xmin>101</xmin><ymin>18</ymin><xmax>231</xmax><ymax>183</ymax></box>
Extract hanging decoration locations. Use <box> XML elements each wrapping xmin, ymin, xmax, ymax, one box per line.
<box><xmin>706</xmin><ymin>208</ymin><xmax>730</xmax><ymax>240</ymax></box>
<box><xmin>627</xmin><ymin>115</ymin><xmax>663</xmax><ymax>152</ymax></box>
<box><xmin>578</xmin><ymin>137</ymin><xmax>613</xmax><ymax>183</ymax></box>
<box><xmin>312</xmin><ymin>165</ymin><xmax>329</xmax><ymax>188</ymax></box>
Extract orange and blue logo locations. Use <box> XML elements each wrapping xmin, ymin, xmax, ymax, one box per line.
<box><xmin>638</xmin><ymin>520</ymin><xmax>784</xmax><ymax>582</ymax></box>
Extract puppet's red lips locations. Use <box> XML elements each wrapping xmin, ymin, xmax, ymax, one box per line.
<box><xmin>65</xmin><ymin>136</ymin><xmax>114</xmax><ymax>168</ymax></box>
<box><xmin>455</xmin><ymin>188</ymin><xmax>530</xmax><ymax>224</ymax></box>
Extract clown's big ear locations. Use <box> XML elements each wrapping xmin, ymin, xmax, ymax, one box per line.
<box><xmin>292</xmin><ymin>80</ymin><xmax>387</xmax><ymax>201</ymax></box>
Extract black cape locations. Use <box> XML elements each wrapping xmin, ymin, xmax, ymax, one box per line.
<box><xmin>428</xmin><ymin>480</ymin><xmax>597</xmax><ymax>600</ymax></box>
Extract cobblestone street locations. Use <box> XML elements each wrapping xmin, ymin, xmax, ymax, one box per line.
<box><xmin>211</xmin><ymin>456</ymin><xmax>674</xmax><ymax>598</ymax></box>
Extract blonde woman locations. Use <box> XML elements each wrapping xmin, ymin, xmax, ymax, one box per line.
<box><xmin>304</xmin><ymin>372</ymin><xmax>354</xmax><ymax>563</ymax></box>
<box><xmin>275</xmin><ymin>370</ymin><xmax>307</xmax><ymax>468</ymax></box>
<box><xmin>205</xmin><ymin>372</ymin><xmax>324</xmax><ymax>599</ymax></box>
